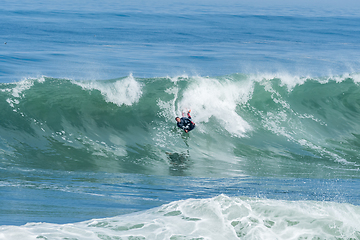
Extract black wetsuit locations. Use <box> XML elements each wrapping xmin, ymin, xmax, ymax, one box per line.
<box><xmin>177</xmin><ymin>112</ymin><xmax>195</xmax><ymax>132</ymax></box>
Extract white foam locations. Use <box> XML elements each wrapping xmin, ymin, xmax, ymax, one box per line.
<box><xmin>4</xmin><ymin>77</ymin><xmax>46</xmax><ymax>110</ymax></box>
<box><xmin>74</xmin><ymin>74</ymin><xmax>142</xmax><ymax>107</ymax></box>
<box><xmin>168</xmin><ymin>74</ymin><xmax>189</xmax><ymax>83</ymax></box>
<box><xmin>247</xmin><ymin>72</ymin><xmax>312</xmax><ymax>91</ymax></box>
<box><xmin>178</xmin><ymin>76</ymin><xmax>253</xmax><ymax>137</ymax></box>
<box><xmin>2</xmin><ymin>195</ymin><xmax>360</xmax><ymax>240</ymax></box>
<box><xmin>352</xmin><ymin>73</ymin><xmax>360</xmax><ymax>83</ymax></box>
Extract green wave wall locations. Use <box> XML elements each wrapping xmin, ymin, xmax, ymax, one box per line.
<box><xmin>1</xmin><ymin>73</ymin><xmax>360</xmax><ymax>178</ymax></box>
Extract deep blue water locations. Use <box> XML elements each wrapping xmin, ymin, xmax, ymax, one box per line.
<box><xmin>1</xmin><ymin>0</ymin><xmax>360</xmax><ymax>239</ymax></box>
<box><xmin>2</xmin><ymin>0</ymin><xmax>360</xmax><ymax>82</ymax></box>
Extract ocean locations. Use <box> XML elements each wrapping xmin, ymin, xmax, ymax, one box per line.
<box><xmin>1</xmin><ymin>0</ymin><xmax>360</xmax><ymax>239</ymax></box>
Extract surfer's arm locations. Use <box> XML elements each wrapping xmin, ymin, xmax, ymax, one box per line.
<box><xmin>187</xmin><ymin>110</ymin><xmax>195</xmax><ymax>125</ymax></box>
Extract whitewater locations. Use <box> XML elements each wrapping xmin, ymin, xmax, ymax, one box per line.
<box><xmin>2</xmin><ymin>0</ymin><xmax>360</xmax><ymax>239</ymax></box>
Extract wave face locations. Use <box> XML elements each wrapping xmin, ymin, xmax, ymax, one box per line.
<box><xmin>1</xmin><ymin>73</ymin><xmax>360</xmax><ymax>179</ymax></box>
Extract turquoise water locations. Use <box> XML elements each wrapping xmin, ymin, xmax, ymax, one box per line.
<box><xmin>1</xmin><ymin>0</ymin><xmax>360</xmax><ymax>239</ymax></box>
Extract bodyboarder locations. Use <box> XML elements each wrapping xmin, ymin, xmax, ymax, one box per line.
<box><xmin>175</xmin><ymin>110</ymin><xmax>196</xmax><ymax>133</ymax></box>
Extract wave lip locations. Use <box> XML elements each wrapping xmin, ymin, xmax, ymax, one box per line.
<box><xmin>73</xmin><ymin>74</ymin><xmax>143</xmax><ymax>107</ymax></box>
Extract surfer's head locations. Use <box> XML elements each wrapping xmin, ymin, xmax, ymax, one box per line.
<box><xmin>175</xmin><ymin>117</ymin><xmax>181</xmax><ymax>123</ymax></box>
